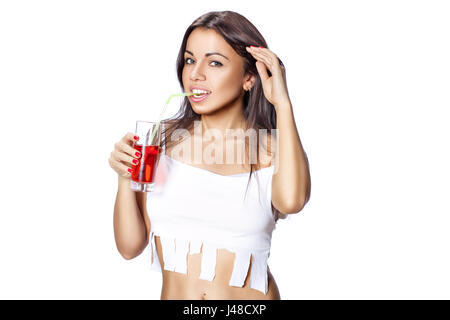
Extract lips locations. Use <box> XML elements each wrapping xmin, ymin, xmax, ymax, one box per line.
<box><xmin>189</xmin><ymin>92</ymin><xmax>210</xmax><ymax>102</ymax></box>
<box><xmin>189</xmin><ymin>86</ymin><xmax>211</xmax><ymax>102</ymax></box>
<box><xmin>190</xmin><ymin>86</ymin><xmax>211</xmax><ymax>93</ymax></box>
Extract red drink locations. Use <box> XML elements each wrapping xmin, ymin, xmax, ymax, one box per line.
<box><xmin>131</xmin><ymin>144</ymin><xmax>161</xmax><ymax>183</ymax></box>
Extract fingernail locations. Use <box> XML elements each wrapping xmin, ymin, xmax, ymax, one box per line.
<box><xmin>259</xmin><ymin>46</ymin><xmax>264</xmax><ymax>48</ymax></box>
<box><xmin>132</xmin><ymin>159</ymin><xmax>138</xmax><ymax>165</ymax></box>
<box><xmin>127</xmin><ymin>168</ymin><xmax>132</xmax><ymax>173</ymax></box>
<box><xmin>134</xmin><ymin>135</ymin><xmax>139</xmax><ymax>140</ymax></box>
<box><xmin>135</xmin><ymin>151</ymin><xmax>141</xmax><ymax>157</ymax></box>
<box><xmin>250</xmin><ymin>45</ymin><xmax>256</xmax><ymax>47</ymax></box>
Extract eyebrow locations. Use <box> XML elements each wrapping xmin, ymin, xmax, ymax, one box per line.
<box><xmin>185</xmin><ymin>50</ymin><xmax>229</xmax><ymax>61</ymax></box>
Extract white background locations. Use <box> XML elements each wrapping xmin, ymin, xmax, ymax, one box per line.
<box><xmin>0</xmin><ymin>0</ymin><xmax>449</xmax><ymax>299</ymax></box>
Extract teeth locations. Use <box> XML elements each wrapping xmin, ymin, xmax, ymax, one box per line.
<box><xmin>192</xmin><ymin>89</ymin><xmax>210</xmax><ymax>95</ymax></box>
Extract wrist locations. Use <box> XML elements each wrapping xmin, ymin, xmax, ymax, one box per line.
<box><xmin>274</xmin><ymin>99</ymin><xmax>292</xmax><ymax>112</ymax></box>
<box><xmin>118</xmin><ymin>175</ymin><xmax>131</xmax><ymax>186</ymax></box>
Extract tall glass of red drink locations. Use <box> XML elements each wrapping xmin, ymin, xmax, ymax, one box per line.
<box><xmin>130</xmin><ymin>120</ymin><xmax>162</xmax><ymax>192</ymax></box>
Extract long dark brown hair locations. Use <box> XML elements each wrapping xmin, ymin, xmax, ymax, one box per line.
<box><xmin>160</xmin><ymin>11</ymin><xmax>285</xmax><ymax>221</ymax></box>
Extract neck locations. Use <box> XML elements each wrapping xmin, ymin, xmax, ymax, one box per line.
<box><xmin>199</xmin><ymin>95</ymin><xmax>247</xmax><ymax>139</ymax></box>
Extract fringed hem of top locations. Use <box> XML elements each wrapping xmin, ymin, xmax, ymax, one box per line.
<box><xmin>148</xmin><ymin>230</ymin><xmax>270</xmax><ymax>295</ymax></box>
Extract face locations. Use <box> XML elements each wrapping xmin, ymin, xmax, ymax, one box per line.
<box><xmin>182</xmin><ymin>27</ymin><xmax>254</xmax><ymax>114</ymax></box>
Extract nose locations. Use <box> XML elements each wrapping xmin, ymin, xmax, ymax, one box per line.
<box><xmin>189</xmin><ymin>61</ymin><xmax>206</xmax><ymax>81</ymax></box>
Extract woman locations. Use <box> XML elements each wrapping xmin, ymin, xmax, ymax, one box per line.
<box><xmin>109</xmin><ymin>11</ymin><xmax>311</xmax><ymax>300</ymax></box>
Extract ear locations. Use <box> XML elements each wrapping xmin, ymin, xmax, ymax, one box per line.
<box><xmin>242</xmin><ymin>72</ymin><xmax>256</xmax><ymax>91</ymax></box>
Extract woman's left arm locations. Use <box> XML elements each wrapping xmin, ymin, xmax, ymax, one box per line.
<box><xmin>272</xmin><ymin>100</ymin><xmax>311</xmax><ymax>213</ymax></box>
<box><xmin>246</xmin><ymin>46</ymin><xmax>311</xmax><ymax>214</ymax></box>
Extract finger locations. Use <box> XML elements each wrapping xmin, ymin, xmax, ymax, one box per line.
<box><xmin>255</xmin><ymin>61</ymin><xmax>269</xmax><ymax>81</ymax></box>
<box><xmin>249</xmin><ymin>47</ymin><xmax>276</xmax><ymax>65</ymax></box>
<box><xmin>253</xmin><ymin>53</ymin><xmax>279</xmax><ymax>79</ymax></box>
<box><xmin>251</xmin><ymin>47</ymin><xmax>283</xmax><ymax>75</ymax></box>
<box><xmin>249</xmin><ymin>53</ymin><xmax>273</xmax><ymax>77</ymax></box>
<box><xmin>123</xmin><ymin>132</ymin><xmax>139</xmax><ymax>146</ymax></box>
<box><xmin>115</xmin><ymin>140</ymin><xmax>140</xmax><ymax>158</ymax></box>
<box><xmin>112</xmin><ymin>149</ymin><xmax>140</xmax><ymax>167</ymax></box>
<box><xmin>247</xmin><ymin>47</ymin><xmax>272</xmax><ymax>67</ymax></box>
<box><xmin>247</xmin><ymin>50</ymin><xmax>276</xmax><ymax>73</ymax></box>
<box><xmin>109</xmin><ymin>156</ymin><xmax>132</xmax><ymax>177</ymax></box>
<box><xmin>257</xmin><ymin>47</ymin><xmax>279</xmax><ymax>64</ymax></box>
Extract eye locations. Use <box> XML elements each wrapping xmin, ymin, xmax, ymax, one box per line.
<box><xmin>210</xmin><ymin>61</ymin><xmax>223</xmax><ymax>67</ymax></box>
<box><xmin>184</xmin><ymin>58</ymin><xmax>223</xmax><ymax>67</ymax></box>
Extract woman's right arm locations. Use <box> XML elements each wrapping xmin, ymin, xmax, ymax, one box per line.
<box><xmin>109</xmin><ymin>133</ymin><xmax>150</xmax><ymax>260</ymax></box>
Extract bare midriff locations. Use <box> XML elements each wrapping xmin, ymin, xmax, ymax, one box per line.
<box><xmin>154</xmin><ymin>235</ymin><xmax>281</xmax><ymax>300</ymax></box>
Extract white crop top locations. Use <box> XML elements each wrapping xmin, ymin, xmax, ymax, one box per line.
<box><xmin>145</xmin><ymin>153</ymin><xmax>277</xmax><ymax>295</ymax></box>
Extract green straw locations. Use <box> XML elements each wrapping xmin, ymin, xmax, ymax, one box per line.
<box><xmin>148</xmin><ymin>92</ymin><xmax>197</xmax><ymax>144</ymax></box>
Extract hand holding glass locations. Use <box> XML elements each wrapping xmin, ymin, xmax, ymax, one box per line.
<box><xmin>130</xmin><ymin>121</ymin><xmax>162</xmax><ymax>192</ymax></box>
